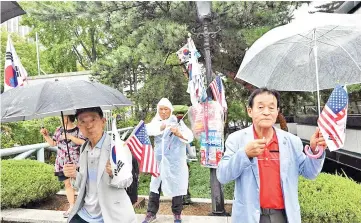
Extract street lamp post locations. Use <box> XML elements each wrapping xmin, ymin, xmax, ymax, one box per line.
<box><xmin>194</xmin><ymin>1</ymin><xmax>225</xmax><ymax>216</ymax></box>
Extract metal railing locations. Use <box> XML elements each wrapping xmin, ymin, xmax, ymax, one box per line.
<box><xmin>0</xmin><ymin>127</ymin><xmax>134</xmax><ymax>161</ymax></box>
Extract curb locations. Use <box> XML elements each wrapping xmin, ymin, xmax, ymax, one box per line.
<box><xmin>57</xmin><ymin>190</ymin><xmax>234</xmax><ymax>205</ymax></box>
<box><xmin>1</xmin><ymin>209</ymin><xmax>230</xmax><ymax>223</ymax></box>
<box><xmin>138</xmin><ymin>195</ymin><xmax>234</xmax><ymax>204</ymax></box>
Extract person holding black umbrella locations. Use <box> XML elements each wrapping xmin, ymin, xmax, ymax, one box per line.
<box><xmin>0</xmin><ymin>80</ymin><xmax>136</xmax><ymax>222</ymax></box>
<box><xmin>63</xmin><ymin>107</ymin><xmax>136</xmax><ymax>223</ymax></box>
<box><xmin>40</xmin><ymin>115</ymin><xmax>86</xmax><ymax>218</ymax></box>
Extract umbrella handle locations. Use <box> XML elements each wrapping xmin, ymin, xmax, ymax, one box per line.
<box><xmin>68</xmin><ymin>162</ymin><xmax>76</xmax><ymax>189</ymax></box>
<box><xmin>61</xmin><ymin>111</ymin><xmax>72</xmax><ymax>162</ymax></box>
<box><xmin>304</xmin><ymin>144</ymin><xmax>324</xmax><ymax>159</ymax></box>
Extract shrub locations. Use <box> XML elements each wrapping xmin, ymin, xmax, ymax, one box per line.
<box><xmin>138</xmin><ymin>174</ymin><xmax>152</xmax><ymax>196</ymax></box>
<box><xmin>1</xmin><ymin>159</ymin><xmax>61</xmax><ymax>209</ymax></box>
<box><xmin>1</xmin><ymin>117</ymin><xmax>60</xmax><ymax>148</ymax></box>
<box><xmin>299</xmin><ymin>173</ymin><xmax>361</xmax><ymax>223</ymax></box>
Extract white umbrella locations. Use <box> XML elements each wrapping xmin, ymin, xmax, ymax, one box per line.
<box><xmin>236</xmin><ymin>12</ymin><xmax>361</xmax><ymax>114</ymax></box>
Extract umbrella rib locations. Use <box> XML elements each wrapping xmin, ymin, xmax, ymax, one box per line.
<box><xmin>315</xmin><ymin>26</ymin><xmax>339</xmax><ymax>41</ymax></box>
<box><xmin>297</xmin><ymin>33</ymin><xmax>313</xmax><ymax>41</ymax></box>
<box><xmin>275</xmin><ymin>33</ymin><xmax>314</xmax><ymax>48</ymax></box>
<box><xmin>317</xmin><ymin>33</ymin><xmax>351</xmax><ymax>40</ymax></box>
<box><xmin>274</xmin><ymin>30</ymin><xmax>313</xmax><ymax>48</ymax></box>
<box><xmin>294</xmin><ymin>33</ymin><xmax>317</xmax><ymax>49</ymax></box>
<box><xmin>322</xmin><ymin>35</ymin><xmax>361</xmax><ymax>74</ymax></box>
<box><xmin>274</xmin><ymin>40</ymin><xmax>313</xmax><ymax>50</ymax></box>
<box><xmin>316</xmin><ymin>27</ymin><xmax>361</xmax><ymax>32</ymax></box>
<box><xmin>315</xmin><ymin>39</ymin><xmax>338</xmax><ymax>48</ymax></box>
<box><xmin>273</xmin><ymin>40</ymin><xmax>313</xmax><ymax>45</ymax></box>
<box><xmin>264</xmin><ymin>42</ymin><xmax>306</xmax><ymax>88</ymax></box>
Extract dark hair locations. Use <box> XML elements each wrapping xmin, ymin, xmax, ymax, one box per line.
<box><xmin>67</xmin><ymin>115</ymin><xmax>76</xmax><ymax>123</ymax></box>
<box><xmin>247</xmin><ymin>88</ymin><xmax>280</xmax><ymax>108</ymax></box>
<box><xmin>75</xmin><ymin>107</ymin><xmax>104</xmax><ymax>119</ymax></box>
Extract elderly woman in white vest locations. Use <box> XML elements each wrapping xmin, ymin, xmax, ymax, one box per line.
<box><xmin>142</xmin><ymin>98</ymin><xmax>194</xmax><ymax>223</ymax></box>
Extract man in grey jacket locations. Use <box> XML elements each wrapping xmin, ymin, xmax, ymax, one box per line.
<box><xmin>63</xmin><ymin>107</ymin><xmax>136</xmax><ymax>223</ymax></box>
<box><xmin>217</xmin><ymin>88</ymin><xmax>326</xmax><ymax>223</ymax></box>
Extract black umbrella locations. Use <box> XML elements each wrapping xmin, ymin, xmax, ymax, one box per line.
<box><xmin>1</xmin><ymin>79</ymin><xmax>133</xmax><ymax>161</ymax></box>
<box><xmin>1</xmin><ymin>79</ymin><xmax>133</xmax><ymax>122</ymax></box>
<box><xmin>1</xmin><ymin>1</ymin><xmax>26</xmax><ymax>24</ymax></box>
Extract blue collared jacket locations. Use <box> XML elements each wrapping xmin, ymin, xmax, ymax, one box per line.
<box><xmin>217</xmin><ymin>126</ymin><xmax>325</xmax><ymax>223</ymax></box>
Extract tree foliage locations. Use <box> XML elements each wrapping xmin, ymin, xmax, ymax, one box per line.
<box><xmin>20</xmin><ymin>1</ymin><xmax>106</xmax><ymax>71</ymax></box>
<box><xmin>0</xmin><ymin>117</ymin><xmax>60</xmax><ymax>148</ymax></box>
<box><xmin>92</xmin><ymin>2</ymin><xmax>300</xmax><ymax>120</ymax></box>
<box><xmin>4</xmin><ymin>1</ymin><xmax>305</xmax><ymax>148</ymax></box>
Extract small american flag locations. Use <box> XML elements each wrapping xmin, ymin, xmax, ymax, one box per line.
<box><xmin>209</xmin><ymin>76</ymin><xmax>227</xmax><ymax>112</ymax></box>
<box><xmin>317</xmin><ymin>85</ymin><xmax>348</xmax><ymax>152</ymax></box>
<box><xmin>126</xmin><ymin>121</ymin><xmax>159</xmax><ymax>177</ymax></box>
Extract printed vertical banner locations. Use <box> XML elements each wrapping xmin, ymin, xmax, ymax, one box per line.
<box><xmin>200</xmin><ymin>130</ymin><xmax>223</xmax><ymax>168</ymax></box>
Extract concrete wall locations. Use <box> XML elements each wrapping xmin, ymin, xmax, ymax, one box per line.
<box><xmin>27</xmin><ymin>71</ymin><xmax>92</xmax><ymax>85</ymax></box>
<box><xmin>1</xmin><ymin>16</ymin><xmax>31</xmax><ymax>39</ymax></box>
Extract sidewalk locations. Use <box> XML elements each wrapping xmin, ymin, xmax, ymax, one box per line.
<box><xmin>57</xmin><ymin>190</ymin><xmax>234</xmax><ymax>204</ymax></box>
<box><xmin>1</xmin><ymin>209</ymin><xmax>230</xmax><ymax>223</ymax></box>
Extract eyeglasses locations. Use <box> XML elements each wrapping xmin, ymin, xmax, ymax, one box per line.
<box><xmin>78</xmin><ymin>116</ymin><xmax>101</xmax><ymax>127</ymax></box>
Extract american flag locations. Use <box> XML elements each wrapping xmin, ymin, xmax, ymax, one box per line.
<box><xmin>125</xmin><ymin>121</ymin><xmax>159</xmax><ymax>177</ymax></box>
<box><xmin>317</xmin><ymin>85</ymin><xmax>348</xmax><ymax>152</ymax></box>
<box><xmin>209</xmin><ymin>76</ymin><xmax>227</xmax><ymax>112</ymax></box>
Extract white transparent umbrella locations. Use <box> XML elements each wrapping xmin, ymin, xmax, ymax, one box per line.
<box><xmin>236</xmin><ymin>12</ymin><xmax>361</xmax><ymax>114</ymax></box>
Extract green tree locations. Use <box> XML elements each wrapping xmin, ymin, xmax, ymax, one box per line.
<box><xmin>20</xmin><ymin>1</ymin><xmax>106</xmax><ymax>71</ymax></box>
<box><xmin>18</xmin><ymin>1</ymin><xmax>304</xmax><ymax>122</ymax></box>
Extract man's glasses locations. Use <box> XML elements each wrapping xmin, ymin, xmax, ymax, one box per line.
<box><xmin>78</xmin><ymin>116</ymin><xmax>101</xmax><ymax>127</ymax></box>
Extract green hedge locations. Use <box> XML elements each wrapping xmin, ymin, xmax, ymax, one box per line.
<box><xmin>299</xmin><ymin>173</ymin><xmax>361</xmax><ymax>223</ymax></box>
<box><xmin>1</xmin><ymin>160</ymin><xmax>61</xmax><ymax>209</ymax></box>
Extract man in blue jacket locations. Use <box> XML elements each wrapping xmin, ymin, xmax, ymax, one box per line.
<box><xmin>217</xmin><ymin>88</ymin><xmax>326</xmax><ymax>223</ymax></box>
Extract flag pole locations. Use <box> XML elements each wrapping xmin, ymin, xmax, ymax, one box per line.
<box><xmin>35</xmin><ymin>32</ymin><xmax>44</xmax><ymax>128</ymax></box>
<box><xmin>36</xmin><ymin>32</ymin><xmax>41</xmax><ymax>76</ymax></box>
